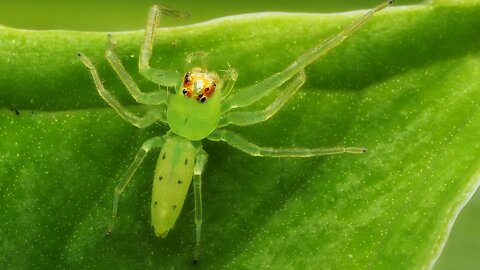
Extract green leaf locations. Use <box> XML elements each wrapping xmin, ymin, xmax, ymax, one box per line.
<box><xmin>435</xmin><ymin>190</ymin><xmax>480</xmax><ymax>270</ymax></box>
<box><xmin>1</xmin><ymin>0</ymin><xmax>480</xmax><ymax>269</ymax></box>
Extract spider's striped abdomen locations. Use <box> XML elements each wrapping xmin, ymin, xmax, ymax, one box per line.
<box><xmin>151</xmin><ymin>136</ymin><xmax>196</xmax><ymax>238</ymax></box>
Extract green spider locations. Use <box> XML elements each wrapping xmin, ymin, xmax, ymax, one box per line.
<box><xmin>78</xmin><ymin>0</ymin><xmax>394</xmax><ymax>263</ymax></box>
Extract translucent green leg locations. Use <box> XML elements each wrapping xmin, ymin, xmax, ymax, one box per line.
<box><xmin>139</xmin><ymin>5</ymin><xmax>182</xmax><ymax>87</ymax></box>
<box><xmin>192</xmin><ymin>149</ymin><xmax>208</xmax><ymax>264</ymax></box>
<box><xmin>106</xmin><ymin>35</ymin><xmax>167</xmax><ymax>105</ymax></box>
<box><xmin>219</xmin><ymin>69</ymin><xmax>305</xmax><ymax>127</ymax></box>
<box><xmin>107</xmin><ymin>136</ymin><xmax>166</xmax><ymax>234</ymax></box>
<box><xmin>185</xmin><ymin>51</ymin><xmax>210</xmax><ymax>70</ymax></box>
<box><xmin>208</xmin><ymin>129</ymin><xmax>366</xmax><ymax>157</ymax></box>
<box><xmin>222</xmin><ymin>0</ymin><xmax>394</xmax><ymax>112</ymax></box>
<box><xmin>78</xmin><ymin>53</ymin><xmax>167</xmax><ymax>127</ymax></box>
<box><xmin>220</xmin><ymin>65</ymin><xmax>239</xmax><ymax>100</ymax></box>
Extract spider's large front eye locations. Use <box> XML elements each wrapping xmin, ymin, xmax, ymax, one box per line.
<box><xmin>195</xmin><ymin>94</ymin><xmax>207</xmax><ymax>103</ymax></box>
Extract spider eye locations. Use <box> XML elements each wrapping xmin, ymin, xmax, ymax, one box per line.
<box><xmin>182</xmin><ymin>70</ymin><xmax>218</xmax><ymax>103</ymax></box>
<box><xmin>181</xmin><ymin>88</ymin><xmax>192</xmax><ymax>97</ymax></box>
<box><xmin>184</xmin><ymin>72</ymin><xmax>192</xmax><ymax>84</ymax></box>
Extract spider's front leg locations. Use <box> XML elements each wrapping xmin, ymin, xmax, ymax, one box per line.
<box><xmin>106</xmin><ymin>35</ymin><xmax>168</xmax><ymax>105</ymax></box>
<box><xmin>139</xmin><ymin>5</ymin><xmax>184</xmax><ymax>87</ymax></box>
<box><xmin>219</xmin><ymin>69</ymin><xmax>305</xmax><ymax>127</ymax></box>
<box><xmin>208</xmin><ymin>129</ymin><xmax>366</xmax><ymax>157</ymax></box>
<box><xmin>221</xmin><ymin>0</ymin><xmax>394</xmax><ymax>113</ymax></box>
<box><xmin>78</xmin><ymin>53</ymin><xmax>166</xmax><ymax>128</ymax></box>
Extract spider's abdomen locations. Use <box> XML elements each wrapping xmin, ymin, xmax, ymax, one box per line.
<box><xmin>151</xmin><ymin>136</ymin><xmax>196</xmax><ymax>238</ymax></box>
<box><xmin>167</xmin><ymin>92</ymin><xmax>221</xmax><ymax>141</ymax></box>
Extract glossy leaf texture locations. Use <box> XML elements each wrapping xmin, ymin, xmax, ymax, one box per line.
<box><xmin>0</xmin><ymin>0</ymin><xmax>479</xmax><ymax>269</ymax></box>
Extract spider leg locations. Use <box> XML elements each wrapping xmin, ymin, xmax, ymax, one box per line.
<box><xmin>78</xmin><ymin>53</ymin><xmax>167</xmax><ymax>128</ymax></box>
<box><xmin>193</xmin><ymin>148</ymin><xmax>208</xmax><ymax>264</ymax></box>
<box><xmin>221</xmin><ymin>0</ymin><xmax>394</xmax><ymax>113</ymax></box>
<box><xmin>185</xmin><ymin>51</ymin><xmax>210</xmax><ymax>70</ymax></box>
<box><xmin>218</xmin><ymin>69</ymin><xmax>305</xmax><ymax>127</ymax></box>
<box><xmin>220</xmin><ymin>64</ymin><xmax>239</xmax><ymax>100</ymax></box>
<box><xmin>106</xmin><ymin>34</ymin><xmax>168</xmax><ymax>105</ymax></box>
<box><xmin>208</xmin><ymin>129</ymin><xmax>366</xmax><ymax>157</ymax></box>
<box><xmin>107</xmin><ymin>136</ymin><xmax>166</xmax><ymax>234</ymax></box>
<box><xmin>139</xmin><ymin>5</ymin><xmax>181</xmax><ymax>87</ymax></box>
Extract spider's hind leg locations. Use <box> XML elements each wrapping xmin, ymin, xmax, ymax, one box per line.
<box><xmin>192</xmin><ymin>149</ymin><xmax>207</xmax><ymax>264</ymax></box>
<box><xmin>107</xmin><ymin>136</ymin><xmax>166</xmax><ymax>234</ymax></box>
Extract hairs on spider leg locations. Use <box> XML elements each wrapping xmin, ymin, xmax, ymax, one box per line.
<box><xmin>158</xmin><ymin>5</ymin><xmax>190</xmax><ymax>19</ymax></box>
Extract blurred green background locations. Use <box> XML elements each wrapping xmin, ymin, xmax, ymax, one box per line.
<box><xmin>1</xmin><ymin>0</ymin><xmax>478</xmax><ymax>269</ymax></box>
<box><xmin>1</xmin><ymin>0</ymin><xmax>422</xmax><ymax>30</ymax></box>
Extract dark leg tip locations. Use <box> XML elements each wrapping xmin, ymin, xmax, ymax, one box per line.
<box><xmin>77</xmin><ymin>52</ymin><xmax>82</xmax><ymax>57</ymax></box>
<box><xmin>362</xmin><ymin>148</ymin><xmax>368</xmax><ymax>153</ymax></box>
<box><xmin>192</xmin><ymin>259</ymin><xmax>198</xmax><ymax>265</ymax></box>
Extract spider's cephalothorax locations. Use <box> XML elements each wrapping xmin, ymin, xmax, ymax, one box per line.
<box><xmin>167</xmin><ymin>69</ymin><xmax>222</xmax><ymax>141</ymax></box>
<box><xmin>181</xmin><ymin>68</ymin><xmax>218</xmax><ymax>103</ymax></box>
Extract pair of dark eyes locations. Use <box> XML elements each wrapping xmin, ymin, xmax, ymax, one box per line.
<box><xmin>182</xmin><ymin>89</ymin><xmax>207</xmax><ymax>103</ymax></box>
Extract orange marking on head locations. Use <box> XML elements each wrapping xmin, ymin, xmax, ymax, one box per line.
<box><xmin>181</xmin><ymin>70</ymin><xmax>218</xmax><ymax>102</ymax></box>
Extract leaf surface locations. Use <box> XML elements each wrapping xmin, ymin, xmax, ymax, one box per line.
<box><xmin>1</xmin><ymin>0</ymin><xmax>479</xmax><ymax>269</ymax></box>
